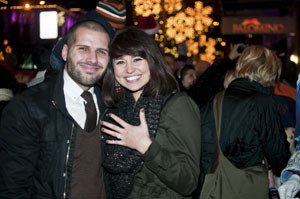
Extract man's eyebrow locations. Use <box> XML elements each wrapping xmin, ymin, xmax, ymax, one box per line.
<box><xmin>75</xmin><ymin>44</ymin><xmax>109</xmax><ymax>52</ymax></box>
<box><xmin>98</xmin><ymin>48</ymin><xmax>109</xmax><ymax>52</ymax></box>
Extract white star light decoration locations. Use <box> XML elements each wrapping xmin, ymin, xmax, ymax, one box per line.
<box><xmin>186</xmin><ymin>35</ymin><xmax>216</xmax><ymax>64</ymax></box>
<box><xmin>193</xmin><ymin>1</ymin><xmax>213</xmax><ymax>34</ymax></box>
<box><xmin>165</xmin><ymin>1</ymin><xmax>213</xmax><ymax>44</ymax></box>
<box><xmin>134</xmin><ymin>0</ymin><xmax>162</xmax><ymax>16</ymax></box>
<box><xmin>165</xmin><ymin>11</ymin><xmax>195</xmax><ymax>44</ymax></box>
<box><xmin>199</xmin><ymin>35</ymin><xmax>216</xmax><ymax>64</ymax></box>
<box><xmin>164</xmin><ymin>0</ymin><xmax>182</xmax><ymax>14</ymax></box>
<box><xmin>133</xmin><ymin>0</ymin><xmax>216</xmax><ymax>62</ymax></box>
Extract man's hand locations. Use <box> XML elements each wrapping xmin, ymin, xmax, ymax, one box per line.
<box><xmin>228</xmin><ymin>43</ymin><xmax>243</xmax><ymax>60</ymax></box>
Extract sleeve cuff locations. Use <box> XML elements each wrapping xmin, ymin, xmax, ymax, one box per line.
<box><xmin>141</xmin><ymin>139</ymin><xmax>161</xmax><ymax>162</ymax></box>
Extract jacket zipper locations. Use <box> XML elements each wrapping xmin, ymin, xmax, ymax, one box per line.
<box><xmin>51</xmin><ymin>100</ymin><xmax>74</xmax><ymax>199</ymax></box>
<box><xmin>63</xmin><ymin>123</ymin><xmax>75</xmax><ymax>199</ymax></box>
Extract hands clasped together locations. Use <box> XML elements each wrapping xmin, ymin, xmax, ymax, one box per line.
<box><xmin>101</xmin><ymin>108</ymin><xmax>152</xmax><ymax>155</ymax></box>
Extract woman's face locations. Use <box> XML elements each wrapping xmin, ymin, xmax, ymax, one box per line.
<box><xmin>113</xmin><ymin>55</ymin><xmax>151</xmax><ymax>101</ymax></box>
<box><xmin>182</xmin><ymin>69</ymin><xmax>197</xmax><ymax>89</ymax></box>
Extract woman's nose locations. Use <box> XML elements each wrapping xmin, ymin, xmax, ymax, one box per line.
<box><xmin>125</xmin><ymin>62</ymin><xmax>134</xmax><ymax>73</ymax></box>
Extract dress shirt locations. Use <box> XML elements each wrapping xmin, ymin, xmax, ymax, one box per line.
<box><xmin>63</xmin><ymin>69</ymin><xmax>99</xmax><ymax>129</ymax></box>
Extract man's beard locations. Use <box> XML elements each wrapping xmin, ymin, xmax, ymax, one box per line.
<box><xmin>66</xmin><ymin>58</ymin><xmax>103</xmax><ymax>88</ymax></box>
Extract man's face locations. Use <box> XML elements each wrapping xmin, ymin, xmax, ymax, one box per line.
<box><xmin>62</xmin><ymin>26</ymin><xmax>110</xmax><ymax>90</ymax></box>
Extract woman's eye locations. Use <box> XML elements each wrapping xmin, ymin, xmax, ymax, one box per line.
<box><xmin>133</xmin><ymin>57</ymin><xmax>143</xmax><ymax>62</ymax></box>
<box><xmin>115</xmin><ymin>60</ymin><xmax>125</xmax><ymax>65</ymax></box>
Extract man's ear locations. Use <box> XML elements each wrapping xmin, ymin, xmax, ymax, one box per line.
<box><xmin>61</xmin><ymin>44</ymin><xmax>68</xmax><ymax>61</ymax></box>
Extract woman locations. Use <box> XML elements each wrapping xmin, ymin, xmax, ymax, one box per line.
<box><xmin>198</xmin><ymin>45</ymin><xmax>291</xmax><ymax>198</ymax></box>
<box><xmin>177</xmin><ymin>64</ymin><xmax>197</xmax><ymax>92</ymax></box>
<box><xmin>100</xmin><ymin>27</ymin><xmax>201</xmax><ymax>199</ymax></box>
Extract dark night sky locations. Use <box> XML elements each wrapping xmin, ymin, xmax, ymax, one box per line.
<box><xmin>59</xmin><ymin>0</ymin><xmax>100</xmax><ymax>10</ymax></box>
<box><xmin>4</xmin><ymin>0</ymin><xmax>100</xmax><ymax>10</ymax></box>
<box><xmin>4</xmin><ymin>0</ymin><xmax>296</xmax><ymax>13</ymax></box>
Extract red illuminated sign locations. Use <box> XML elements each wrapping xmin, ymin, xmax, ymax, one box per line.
<box><xmin>222</xmin><ymin>17</ymin><xmax>295</xmax><ymax>34</ymax></box>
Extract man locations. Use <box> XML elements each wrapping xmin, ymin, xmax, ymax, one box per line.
<box><xmin>50</xmin><ymin>0</ymin><xmax>126</xmax><ymax>71</ymax></box>
<box><xmin>0</xmin><ymin>10</ymin><xmax>114</xmax><ymax>198</ymax></box>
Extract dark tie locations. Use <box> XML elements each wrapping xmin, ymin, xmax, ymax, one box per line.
<box><xmin>81</xmin><ymin>91</ymin><xmax>97</xmax><ymax>132</ymax></box>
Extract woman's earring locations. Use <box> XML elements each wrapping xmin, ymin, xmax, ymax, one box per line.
<box><xmin>115</xmin><ymin>81</ymin><xmax>122</xmax><ymax>93</ymax></box>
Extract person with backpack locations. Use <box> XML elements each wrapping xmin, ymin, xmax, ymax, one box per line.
<box><xmin>197</xmin><ymin>45</ymin><xmax>291</xmax><ymax>199</ymax></box>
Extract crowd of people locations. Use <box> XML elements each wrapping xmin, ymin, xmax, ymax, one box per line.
<box><xmin>0</xmin><ymin>0</ymin><xmax>299</xmax><ymax>199</ymax></box>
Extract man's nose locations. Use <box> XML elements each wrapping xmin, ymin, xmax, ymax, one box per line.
<box><xmin>86</xmin><ymin>51</ymin><xmax>98</xmax><ymax>63</ymax></box>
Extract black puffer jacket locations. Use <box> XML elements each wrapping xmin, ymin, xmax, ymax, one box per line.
<box><xmin>0</xmin><ymin>71</ymin><xmax>105</xmax><ymax>199</ymax></box>
<box><xmin>199</xmin><ymin>78</ymin><xmax>291</xmax><ymax>191</ymax></box>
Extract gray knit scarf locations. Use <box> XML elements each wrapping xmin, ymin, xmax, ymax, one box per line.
<box><xmin>102</xmin><ymin>92</ymin><xmax>165</xmax><ymax>199</ymax></box>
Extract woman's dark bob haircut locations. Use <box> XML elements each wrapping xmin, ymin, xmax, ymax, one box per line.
<box><xmin>102</xmin><ymin>26</ymin><xmax>178</xmax><ymax>107</ymax></box>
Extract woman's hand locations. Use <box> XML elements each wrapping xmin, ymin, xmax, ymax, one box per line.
<box><xmin>101</xmin><ymin>108</ymin><xmax>152</xmax><ymax>154</ymax></box>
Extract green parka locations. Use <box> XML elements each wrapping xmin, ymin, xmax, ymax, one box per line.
<box><xmin>128</xmin><ymin>92</ymin><xmax>201</xmax><ymax>199</ymax></box>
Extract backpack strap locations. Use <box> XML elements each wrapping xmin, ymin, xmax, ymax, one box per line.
<box><xmin>209</xmin><ymin>90</ymin><xmax>226</xmax><ymax>172</ymax></box>
<box><xmin>213</xmin><ymin>90</ymin><xmax>225</xmax><ymax>141</ymax></box>
<box><xmin>212</xmin><ymin>89</ymin><xmax>269</xmax><ymax>171</ymax></box>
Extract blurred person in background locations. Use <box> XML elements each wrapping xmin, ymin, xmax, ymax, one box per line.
<box><xmin>197</xmin><ymin>45</ymin><xmax>290</xmax><ymax>199</ymax></box>
<box><xmin>278</xmin><ymin>73</ymin><xmax>300</xmax><ymax>199</ymax></box>
<box><xmin>194</xmin><ymin>60</ymin><xmax>211</xmax><ymax>78</ymax></box>
<box><xmin>163</xmin><ymin>52</ymin><xmax>176</xmax><ymax>73</ymax></box>
<box><xmin>14</xmin><ymin>69</ymin><xmax>37</xmax><ymax>92</ymax></box>
<box><xmin>176</xmin><ymin>64</ymin><xmax>197</xmax><ymax>93</ymax></box>
<box><xmin>0</xmin><ymin>63</ymin><xmax>18</xmax><ymax>120</ymax></box>
<box><xmin>189</xmin><ymin>43</ymin><xmax>244</xmax><ymax>109</ymax></box>
<box><xmin>26</xmin><ymin>44</ymin><xmax>52</xmax><ymax>87</ymax></box>
<box><xmin>174</xmin><ymin>55</ymin><xmax>188</xmax><ymax>81</ymax></box>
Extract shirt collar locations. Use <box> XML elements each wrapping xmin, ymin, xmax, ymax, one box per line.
<box><xmin>63</xmin><ymin>69</ymin><xmax>95</xmax><ymax>103</ymax></box>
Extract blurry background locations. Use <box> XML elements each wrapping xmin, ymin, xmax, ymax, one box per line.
<box><xmin>0</xmin><ymin>0</ymin><xmax>299</xmax><ymax>72</ymax></box>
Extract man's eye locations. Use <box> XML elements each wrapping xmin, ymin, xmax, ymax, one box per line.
<box><xmin>98</xmin><ymin>50</ymin><xmax>108</xmax><ymax>56</ymax></box>
<box><xmin>78</xmin><ymin>46</ymin><xmax>88</xmax><ymax>52</ymax></box>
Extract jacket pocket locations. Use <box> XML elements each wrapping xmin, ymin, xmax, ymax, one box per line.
<box><xmin>37</xmin><ymin>140</ymin><xmax>58</xmax><ymax>180</ymax></box>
